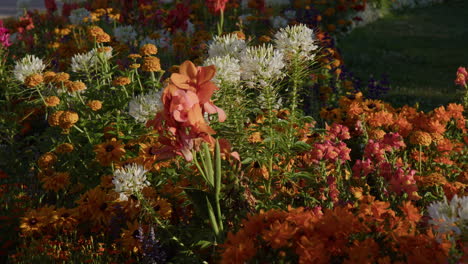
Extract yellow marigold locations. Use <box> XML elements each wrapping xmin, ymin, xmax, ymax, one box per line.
<box><xmin>38</xmin><ymin>152</ymin><xmax>57</xmax><ymax>169</ymax></box>
<box><xmin>45</xmin><ymin>96</ymin><xmax>60</xmax><ymax>107</ymax></box>
<box><xmin>24</xmin><ymin>74</ymin><xmax>44</xmax><ymax>87</ymax></box>
<box><xmin>43</xmin><ymin>71</ymin><xmax>56</xmax><ymax>83</ymax></box>
<box><xmin>418</xmin><ymin>172</ymin><xmax>447</xmax><ymax>187</ymax></box>
<box><xmin>59</xmin><ymin>111</ymin><xmax>79</xmax><ymax>129</ymax></box>
<box><xmin>54</xmin><ymin>27</ymin><xmax>71</xmax><ymax>36</ymax></box>
<box><xmin>409</xmin><ymin>131</ymin><xmax>432</xmax><ymax>146</ymax></box>
<box><xmin>87</xmin><ymin>26</ymin><xmax>105</xmax><ymax>38</ymax></box>
<box><xmin>430</xmin><ymin>133</ymin><xmax>444</xmax><ymax>144</ymax></box>
<box><xmin>55</xmin><ymin>143</ymin><xmax>74</xmax><ymax>154</ymax></box>
<box><xmin>141</xmin><ymin>56</ymin><xmax>161</xmax><ymax>72</ymax></box>
<box><xmin>66</xmin><ymin>81</ymin><xmax>87</xmax><ymax>92</ymax></box>
<box><xmin>128</xmin><ymin>53</ymin><xmax>142</xmax><ymax>60</ymax></box>
<box><xmin>53</xmin><ymin>72</ymin><xmax>70</xmax><ymax>83</ymax></box>
<box><xmin>248</xmin><ymin>132</ymin><xmax>263</xmax><ymax>143</ymax></box>
<box><xmin>130</xmin><ymin>63</ymin><xmax>141</xmax><ymax>69</ymax></box>
<box><xmin>41</xmin><ymin>172</ymin><xmax>70</xmax><ymax>192</ymax></box>
<box><xmin>140</xmin><ymin>44</ymin><xmax>158</xmax><ymax>56</ymax></box>
<box><xmin>112</xmin><ymin>76</ymin><xmax>131</xmax><ymax>86</ymax></box>
<box><xmin>95</xmin><ymin>33</ymin><xmax>111</xmax><ymax>43</ymax></box>
<box><xmin>48</xmin><ymin>110</ymin><xmax>64</xmax><ymax>127</ymax></box>
<box><xmin>87</xmin><ymin>100</ymin><xmax>102</xmax><ymax>111</ymax></box>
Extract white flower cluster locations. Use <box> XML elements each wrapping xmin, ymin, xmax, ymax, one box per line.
<box><xmin>427</xmin><ymin>195</ymin><xmax>468</xmax><ymax>241</ymax></box>
<box><xmin>274</xmin><ymin>24</ymin><xmax>318</xmax><ymax>61</ymax></box>
<box><xmin>69</xmin><ymin>8</ymin><xmax>92</xmax><ymax>25</ymax></box>
<box><xmin>13</xmin><ymin>54</ymin><xmax>46</xmax><ymax>82</ymax></box>
<box><xmin>70</xmin><ymin>47</ymin><xmax>113</xmax><ymax>73</ymax></box>
<box><xmin>208</xmin><ymin>34</ymin><xmax>246</xmax><ymax>59</ymax></box>
<box><xmin>113</xmin><ymin>25</ymin><xmax>138</xmax><ymax>44</ymax></box>
<box><xmin>113</xmin><ymin>163</ymin><xmax>150</xmax><ymax>201</ymax></box>
<box><xmin>204</xmin><ymin>55</ymin><xmax>241</xmax><ymax>87</ymax></box>
<box><xmin>240</xmin><ymin>44</ymin><xmax>285</xmax><ymax>88</ymax></box>
<box><xmin>128</xmin><ymin>89</ymin><xmax>164</xmax><ymax>123</ymax></box>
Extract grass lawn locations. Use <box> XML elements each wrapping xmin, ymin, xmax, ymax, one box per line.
<box><xmin>337</xmin><ymin>0</ymin><xmax>468</xmax><ymax>111</ymax></box>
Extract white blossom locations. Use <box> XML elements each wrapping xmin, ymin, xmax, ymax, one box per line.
<box><xmin>70</xmin><ymin>47</ymin><xmax>113</xmax><ymax>73</ymax></box>
<box><xmin>69</xmin><ymin>8</ymin><xmax>91</xmax><ymax>25</ymax></box>
<box><xmin>273</xmin><ymin>24</ymin><xmax>318</xmax><ymax>61</ymax></box>
<box><xmin>208</xmin><ymin>34</ymin><xmax>247</xmax><ymax>59</ymax></box>
<box><xmin>113</xmin><ymin>163</ymin><xmax>149</xmax><ymax>201</ymax></box>
<box><xmin>113</xmin><ymin>25</ymin><xmax>137</xmax><ymax>44</ymax></box>
<box><xmin>204</xmin><ymin>55</ymin><xmax>241</xmax><ymax>86</ymax></box>
<box><xmin>13</xmin><ymin>55</ymin><xmax>46</xmax><ymax>82</ymax></box>
<box><xmin>128</xmin><ymin>90</ymin><xmax>164</xmax><ymax>123</ymax></box>
<box><xmin>428</xmin><ymin>195</ymin><xmax>468</xmax><ymax>242</ymax></box>
<box><xmin>240</xmin><ymin>44</ymin><xmax>285</xmax><ymax>88</ymax></box>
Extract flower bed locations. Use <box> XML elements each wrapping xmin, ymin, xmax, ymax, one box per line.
<box><xmin>0</xmin><ymin>1</ymin><xmax>467</xmax><ymax>263</ymax></box>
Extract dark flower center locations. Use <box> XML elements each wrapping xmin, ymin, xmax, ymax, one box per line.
<box><xmin>105</xmin><ymin>145</ymin><xmax>115</xmax><ymax>152</ymax></box>
<box><xmin>367</xmin><ymin>103</ymin><xmax>376</xmax><ymax>109</ymax></box>
<box><xmin>132</xmin><ymin>230</ymin><xmax>140</xmax><ymax>239</ymax></box>
<box><xmin>253</xmin><ymin>161</ymin><xmax>260</xmax><ymax>169</ymax></box>
<box><xmin>149</xmin><ymin>146</ymin><xmax>159</xmax><ymax>156</ymax></box>
<box><xmin>100</xmin><ymin>203</ymin><xmax>108</xmax><ymax>211</ymax></box>
<box><xmin>29</xmin><ymin>217</ymin><xmax>38</xmax><ymax>225</ymax></box>
<box><xmin>61</xmin><ymin>213</ymin><xmax>70</xmax><ymax>218</ymax></box>
<box><xmin>153</xmin><ymin>205</ymin><xmax>161</xmax><ymax>211</ymax></box>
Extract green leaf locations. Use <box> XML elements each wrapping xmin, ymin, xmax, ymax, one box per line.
<box><xmin>194</xmin><ymin>240</ymin><xmax>213</xmax><ymax>249</ymax></box>
<box><xmin>184</xmin><ymin>188</ymin><xmax>215</xmax><ymax>219</ymax></box>
<box><xmin>291</xmin><ymin>141</ymin><xmax>312</xmax><ymax>151</ymax></box>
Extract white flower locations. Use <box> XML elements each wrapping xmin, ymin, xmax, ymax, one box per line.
<box><xmin>270</xmin><ymin>16</ymin><xmax>288</xmax><ymax>29</ymax></box>
<box><xmin>13</xmin><ymin>55</ymin><xmax>46</xmax><ymax>82</ymax></box>
<box><xmin>273</xmin><ymin>24</ymin><xmax>318</xmax><ymax>61</ymax></box>
<box><xmin>113</xmin><ymin>163</ymin><xmax>149</xmax><ymax>201</ymax></box>
<box><xmin>428</xmin><ymin>195</ymin><xmax>468</xmax><ymax>242</ymax></box>
<box><xmin>113</xmin><ymin>25</ymin><xmax>137</xmax><ymax>44</ymax></box>
<box><xmin>240</xmin><ymin>44</ymin><xmax>285</xmax><ymax>88</ymax></box>
<box><xmin>204</xmin><ymin>55</ymin><xmax>241</xmax><ymax>86</ymax></box>
<box><xmin>208</xmin><ymin>34</ymin><xmax>247</xmax><ymax>59</ymax></box>
<box><xmin>70</xmin><ymin>47</ymin><xmax>113</xmax><ymax>73</ymax></box>
<box><xmin>69</xmin><ymin>8</ymin><xmax>91</xmax><ymax>25</ymax></box>
<box><xmin>128</xmin><ymin>90</ymin><xmax>164</xmax><ymax>123</ymax></box>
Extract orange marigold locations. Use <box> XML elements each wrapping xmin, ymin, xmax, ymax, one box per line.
<box><xmin>141</xmin><ymin>56</ymin><xmax>161</xmax><ymax>72</ymax></box>
<box><xmin>38</xmin><ymin>152</ymin><xmax>57</xmax><ymax>169</ymax></box>
<box><xmin>66</xmin><ymin>81</ymin><xmax>86</xmax><ymax>92</ymax></box>
<box><xmin>55</xmin><ymin>143</ymin><xmax>74</xmax><ymax>154</ymax></box>
<box><xmin>87</xmin><ymin>100</ymin><xmax>102</xmax><ymax>111</ymax></box>
<box><xmin>59</xmin><ymin>111</ymin><xmax>79</xmax><ymax>129</ymax></box>
<box><xmin>43</xmin><ymin>71</ymin><xmax>56</xmax><ymax>83</ymax></box>
<box><xmin>45</xmin><ymin>96</ymin><xmax>60</xmax><ymax>107</ymax></box>
<box><xmin>41</xmin><ymin>172</ymin><xmax>70</xmax><ymax>192</ymax></box>
<box><xmin>112</xmin><ymin>76</ymin><xmax>131</xmax><ymax>86</ymax></box>
<box><xmin>409</xmin><ymin>131</ymin><xmax>432</xmax><ymax>146</ymax></box>
<box><xmin>24</xmin><ymin>73</ymin><xmax>43</xmax><ymax>87</ymax></box>
<box><xmin>140</xmin><ymin>44</ymin><xmax>158</xmax><ymax>56</ymax></box>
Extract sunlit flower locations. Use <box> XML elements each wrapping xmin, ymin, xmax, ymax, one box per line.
<box><xmin>240</xmin><ymin>44</ymin><xmax>285</xmax><ymax>88</ymax></box>
<box><xmin>13</xmin><ymin>55</ymin><xmax>46</xmax><ymax>82</ymax></box>
<box><xmin>204</xmin><ymin>55</ymin><xmax>241</xmax><ymax>86</ymax></box>
<box><xmin>274</xmin><ymin>24</ymin><xmax>318</xmax><ymax>62</ymax></box>
<box><xmin>112</xmin><ymin>163</ymin><xmax>149</xmax><ymax>201</ymax></box>
<box><xmin>128</xmin><ymin>90</ymin><xmax>164</xmax><ymax>123</ymax></box>
<box><xmin>94</xmin><ymin>138</ymin><xmax>126</xmax><ymax>166</ymax></box>
<box><xmin>428</xmin><ymin>195</ymin><xmax>468</xmax><ymax>241</ymax></box>
<box><xmin>208</xmin><ymin>33</ymin><xmax>246</xmax><ymax>59</ymax></box>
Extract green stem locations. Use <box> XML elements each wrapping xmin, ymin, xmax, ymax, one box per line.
<box><xmin>217</xmin><ymin>10</ymin><xmax>225</xmax><ymax>36</ymax></box>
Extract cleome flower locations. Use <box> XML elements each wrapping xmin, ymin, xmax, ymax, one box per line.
<box><xmin>70</xmin><ymin>47</ymin><xmax>113</xmax><ymax>73</ymax></box>
<box><xmin>112</xmin><ymin>163</ymin><xmax>150</xmax><ymax>201</ymax></box>
<box><xmin>204</xmin><ymin>55</ymin><xmax>241</xmax><ymax>87</ymax></box>
<box><xmin>113</xmin><ymin>25</ymin><xmax>137</xmax><ymax>44</ymax></box>
<box><xmin>273</xmin><ymin>24</ymin><xmax>318</xmax><ymax>62</ymax></box>
<box><xmin>240</xmin><ymin>44</ymin><xmax>285</xmax><ymax>88</ymax></box>
<box><xmin>208</xmin><ymin>33</ymin><xmax>246</xmax><ymax>59</ymax></box>
<box><xmin>128</xmin><ymin>90</ymin><xmax>164</xmax><ymax>123</ymax></box>
<box><xmin>427</xmin><ymin>195</ymin><xmax>468</xmax><ymax>241</ymax></box>
<box><xmin>13</xmin><ymin>54</ymin><xmax>46</xmax><ymax>83</ymax></box>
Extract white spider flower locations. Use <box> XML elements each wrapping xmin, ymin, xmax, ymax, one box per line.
<box><xmin>113</xmin><ymin>25</ymin><xmax>137</xmax><ymax>44</ymax></box>
<box><xmin>113</xmin><ymin>163</ymin><xmax>149</xmax><ymax>201</ymax></box>
<box><xmin>204</xmin><ymin>55</ymin><xmax>241</xmax><ymax>86</ymax></box>
<box><xmin>13</xmin><ymin>54</ymin><xmax>46</xmax><ymax>83</ymax></box>
<box><xmin>208</xmin><ymin>33</ymin><xmax>247</xmax><ymax>59</ymax></box>
<box><xmin>240</xmin><ymin>44</ymin><xmax>285</xmax><ymax>88</ymax></box>
<box><xmin>128</xmin><ymin>90</ymin><xmax>164</xmax><ymax>123</ymax></box>
<box><xmin>274</xmin><ymin>24</ymin><xmax>318</xmax><ymax>62</ymax></box>
<box><xmin>70</xmin><ymin>47</ymin><xmax>113</xmax><ymax>73</ymax></box>
<box><xmin>428</xmin><ymin>195</ymin><xmax>468</xmax><ymax>242</ymax></box>
<box><xmin>69</xmin><ymin>8</ymin><xmax>92</xmax><ymax>25</ymax></box>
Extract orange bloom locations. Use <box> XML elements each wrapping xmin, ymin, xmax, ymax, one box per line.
<box><xmin>94</xmin><ymin>138</ymin><xmax>126</xmax><ymax>166</ymax></box>
<box><xmin>262</xmin><ymin>220</ymin><xmax>297</xmax><ymax>249</ymax></box>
